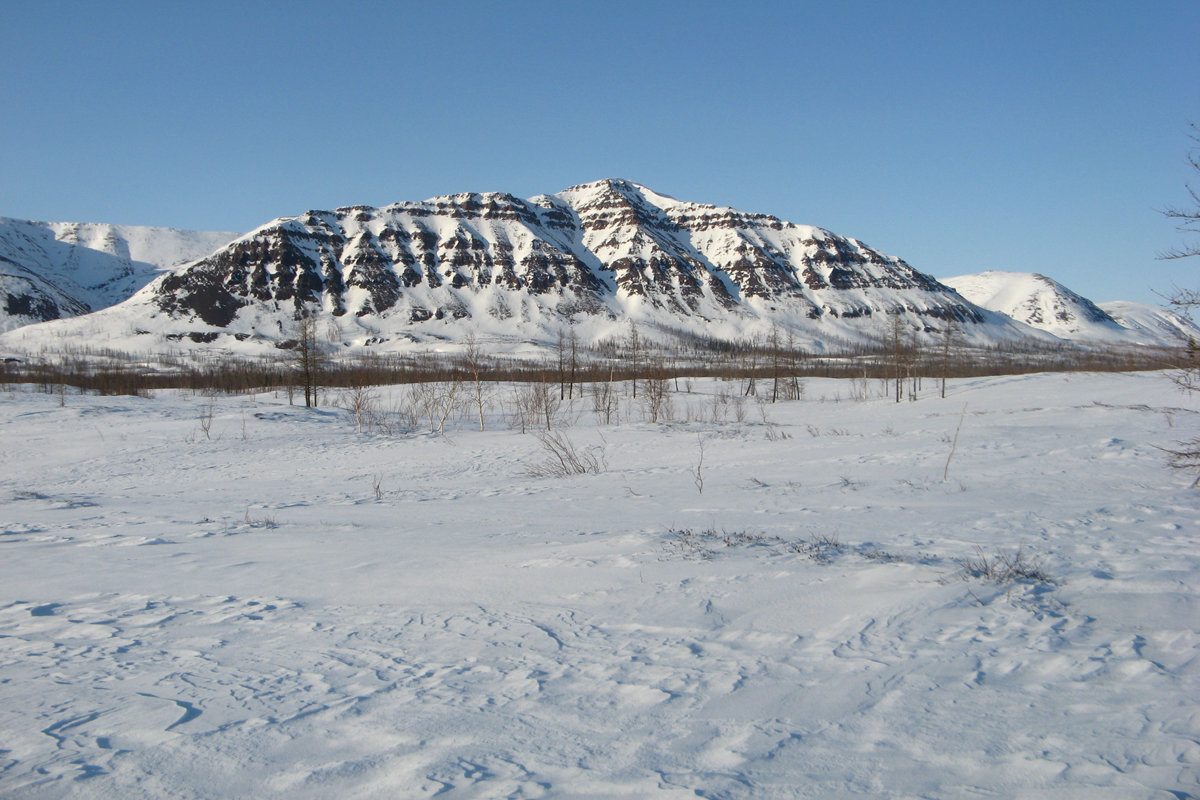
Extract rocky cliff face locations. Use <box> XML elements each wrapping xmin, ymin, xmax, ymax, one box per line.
<box><xmin>143</xmin><ymin>179</ymin><xmax>982</xmax><ymax>347</ymax></box>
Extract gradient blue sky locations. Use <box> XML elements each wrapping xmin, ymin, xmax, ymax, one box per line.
<box><xmin>2</xmin><ymin>0</ymin><xmax>1197</xmax><ymax>304</ymax></box>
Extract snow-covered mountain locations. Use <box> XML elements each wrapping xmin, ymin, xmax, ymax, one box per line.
<box><xmin>1</xmin><ymin>185</ymin><xmax>1191</xmax><ymax>354</ymax></box>
<box><xmin>941</xmin><ymin>270</ymin><xmax>1198</xmax><ymax>346</ymax></box>
<box><xmin>0</xmin><ymin>218</ymin><xmax>238</xmax><ymax>332</ymax></box>
<box><xmin>1099</xmin><ymin>300</ymin><xmax>1199</xmax><ymax>345</ymax></box>
<box><xmin>2</xmin><ymin>180</ymin><xmax>1027</xmax><ymax>353</ymax></box>
<box><xmin>139</xmin><ymin>177</ymin><xmax>1003</xmax><ymax>350</ymax></box>
<box><xmin>940</xmin><ymin>271</ymin><xmax>1122</xmax><ymax>338</ymax></box>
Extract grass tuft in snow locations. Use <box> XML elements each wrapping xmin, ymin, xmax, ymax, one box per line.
<box><xmin>242</xmin><ymin>509</ymin><xmax>279</xmax><ymax>530</ymax></box>
<box><xmin>789</xmin><ymin>533</ymin><xmax>845</xmax><ymax>564</ymax></box>
<box><xmin>957</xmin><ymin>546</ymin><xmax>1053</xmax><ymax>585</ymax></box>
<box><xmin>662</xmin><ymin>527</ymin><xmax>781</xmax><ymax>560</ymax></box>
<box><xmin>662</xmin><ymin>528</ymin><xmax>852</xmax><ymax>564</ymax></box>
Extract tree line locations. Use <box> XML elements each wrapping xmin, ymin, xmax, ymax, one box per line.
<box><xmin>1</xmin><ymin>321</ymin><xmax>1183</xmax><ymax>403</ymax></box>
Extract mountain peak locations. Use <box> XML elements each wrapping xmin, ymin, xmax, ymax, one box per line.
<box><xmin>561</xmin><ymin>177</ymin><xmax>648</xmax><ymax>194</ymax></box>
<box><xmin>555</xmin><ymin>179</ymin><xmax>682</xmax><ymax>209</ymax></box>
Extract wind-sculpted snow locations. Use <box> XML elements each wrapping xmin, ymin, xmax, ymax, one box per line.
<box><xmin>1</xmin><ymin>372</ymin><xmax>1197</xmax><ymax>798</ymax></box>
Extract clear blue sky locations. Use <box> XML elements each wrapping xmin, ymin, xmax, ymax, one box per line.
<box><xmin>2</xmin><ymin>0</ymin><xmax>1197</xmax><ymax>304</ymax></box>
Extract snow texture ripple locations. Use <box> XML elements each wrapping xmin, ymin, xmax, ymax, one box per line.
<box><xmin>0</xmin><ymin>372</ymin><xmax>1197</xmax><ymax>798</ymax></box>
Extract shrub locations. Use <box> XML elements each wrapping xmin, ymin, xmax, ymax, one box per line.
<box><xmin>788</xmin><ymin>533</ymin><xmax>843</xmax><ymax>563</ymax></box>
<box><xmin>957</xmin><ymin>547</ymin><xmax>1053</xmax><ymax>585</ymax></box>
<box><xmin>524</xmin><ymin>431</ymin><xmax>605</xmax><ymax>478</ymax></box>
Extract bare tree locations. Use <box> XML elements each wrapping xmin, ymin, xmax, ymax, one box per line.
<box><xmin>591</xmin><ymin>363</ymin><xmax>619</xmax><ymax>425</ymax></box>
<box><xmin>464</xmin><ymin>334</ymin><xmax>487</xmax><ymax>432</ymax></box>
<box><xmin>555</xmin><ymin>330</ymin><xmax>568</xmax><ymax>400</ymax></box>
<box><xmin>340</xmin><ymin>383</ymin><xmax>378</xmax><ymax>433</ymax></box>
<box><xmin>1160</xmin><ymin>122</ymin><xmax>1200</xmax><ymax>262</ymax></box>
<box><xmin>434</xmin><ymin>380</ymin><xmax>461</xmax><ymax>434</ymax></box>
<box><xmin>769</xmin><ymin>324</ymin><xmax>782</xmax><ymax>403</ymax></box>
<box><xmin>627</xmin><ymin>320</ymin><xmax>641</xmax><ymax>399</ymax></box>
<box><xmin>524</xmin><ymin>431</ymin><xmax>605</xmax><ymax>477</ymax></box>
<box><xmin>642</xmin><ymin>369</ymin><xmax>673</xmax><ymax>422</ymax></box>
<box><xmin>568</xmin><ymin>326</ymin><xmax>579</xmax><ymax>400</ymax></box>
<box><xmin>1160</xmin><ymin>123</ymin><xmax>1200</xmax><ymax>483</ymax></box>
<box><xmin>294</xmin><ymin>310</ymin><xmax>322</xmax><ymax>408</ymax></box>
<box><xmin>885</xmin><ymin>313</ymin><xmax>913</xmax><ymax>403</ymax></box>
<box><xmin>508</xmin><ymin>372</ymin><xmax>563</xmax><ymax>433</ymax></box>
<box><xmin>939</xmin><ymin>321</ymin><xmax>962</xmax><ymax>400</ymax></box>
<box><xmin>743</xmin><ymin>335</ymin><xmax>758</xmax><ymax>398</ymax></box>
<box><xmin>508</xmin><ymin>383</ymin><xmax>534</xmax><ymax>434</ymax></box>
<box><xmin>538</xmin><ymin>373</ymin><xmax>559</xmax><ymax>431</ymax></box>
<box><xmin>1160</xmin><ymin>123</ymin><xmax>1200</xmax><ymax>393</ymax></box>
<box><xmin>781</xmin><ymin>329</ymin><xmax>805</xmax><ymax>401</ymax></box>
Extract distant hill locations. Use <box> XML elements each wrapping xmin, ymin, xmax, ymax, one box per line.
<box><xmin>940</xmin><ymin>270</ymin><xmax>1196</xmax><ymax>346</ymax></box>
<box><xmin>0</xmin><ymin>218</ymin><xmax>237</xmax><ymax>332</ymax></box>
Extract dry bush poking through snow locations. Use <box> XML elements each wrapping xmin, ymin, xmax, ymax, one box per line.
<box><xmin>663</xmin><ymin>527</ymin><xmax>849</xmax><ymax>562</ymax></box>
<box><xmin>957</xmin><ymin>547</ymin><xmax>1053</xmax><ymax>585</ymax></box>
<box><xmin>524</xmin><ymin>431</ymin><xmax>605</xmax><ymax>478</ymax></box>
<box><xmin>788</xmin><ymin>533</ymin><xmax>844</xmax><ymax>564</ymax></box>
<box><xmin>338</xmin><ymin>384</ymin><xmax>379</xmax><ymax>434</ymax></box>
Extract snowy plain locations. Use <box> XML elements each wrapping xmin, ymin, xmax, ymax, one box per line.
<box><xmin>1</xmin><ymin>371</ymin><xmax>1197</xmax><ymax>799</ymax></box>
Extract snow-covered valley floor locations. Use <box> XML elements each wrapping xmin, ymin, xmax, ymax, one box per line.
<box><xmin>1</xmin><ymin>372</ymin><xmax>1197</xmax><ymax>799</ymax></box>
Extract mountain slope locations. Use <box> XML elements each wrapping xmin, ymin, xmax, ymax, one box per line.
<box><xmin>0</xmin><ymin>259</ymin><xmax>91</xmax><ymax>331</ymax></box>
<box><xmin>0</xmin><ymin>217</ymin><xmax>238</xmax><ymax>332</ymax></box>
<box><xmin>1099</xmin><ymin>300</ymin><xmax>1200</xmax><ymax>345</ymax></box>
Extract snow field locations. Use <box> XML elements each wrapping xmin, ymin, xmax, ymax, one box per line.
<box><xmin>0</xmin><ymin>372</ymin><xmax>1197</xmax><ymax>798</ymax></box>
